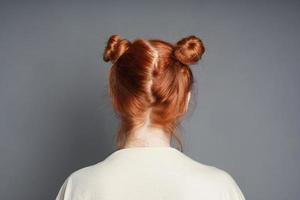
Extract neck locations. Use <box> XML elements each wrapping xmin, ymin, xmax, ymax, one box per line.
<box><xmin>123</xmin><ymin>125</ymin><xmax>171</xmax><ymax>148</ymax></box>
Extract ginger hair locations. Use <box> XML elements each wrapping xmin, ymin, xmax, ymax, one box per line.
<box><xmin>102</xmin><ymin>35</ymin><xmax>205</xmax><ymax>152</ymax></box>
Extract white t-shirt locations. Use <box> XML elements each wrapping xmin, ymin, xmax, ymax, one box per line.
<box><xmin>55</xmin><ymin>146</ymin><xmax>246</xmax><ymax>200</ymax></box>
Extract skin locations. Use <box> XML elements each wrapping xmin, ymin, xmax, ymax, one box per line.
<box><xmin>123</xmin><ymin>91</ymin><xmax>191</xmax><ymax>148</ymax></box>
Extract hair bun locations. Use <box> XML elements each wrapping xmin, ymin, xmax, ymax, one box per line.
<box><xmin>173</xmin><ymin>35</ymin><xmax>205</xmax><ymax>65</ymax></box>
<box><xmin>103</xmin><ymin>34</ymin><xmax>131</xmax><ymax>63</ymax></box>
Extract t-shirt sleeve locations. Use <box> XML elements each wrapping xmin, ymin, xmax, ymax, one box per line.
<box><xmin>220</xmin><ymin>170</ymin><xmax>246</xmax><ymax>200</ymax></box>
<box><xmin>55</xmin><ymin>175</ymin><xmax>73</xmax><ymax>200</ymax></box>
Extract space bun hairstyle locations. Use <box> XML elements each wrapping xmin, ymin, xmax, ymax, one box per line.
<box><xmin>102</xmin><ymin>34</ymin><xmax>205</xmax><ymax>152</ymax></box>
<box><xmin>173</xmin><ymin>35</ymin><xmax>205</xmax><ymax>65</ymax></box>
<box><xmin>103</xmin><ymin>35</ymin><xmax>131</xmax><ymax>64</ymax></box>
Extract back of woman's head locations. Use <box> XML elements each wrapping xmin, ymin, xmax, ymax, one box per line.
<box><xmin>103</xmin><ymin>34</ymin><xmax>205</xmax><ymax>151</ymax></box>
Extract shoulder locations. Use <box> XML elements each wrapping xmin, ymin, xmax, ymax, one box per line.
<box><xmin>68</xmin><ymin>160</ymin><xmax>107</xmax><ymax>184</ymax></box>
<box><xmin>178</xmin><ymin>152</ymin><xmax>227</xmax><ymax>180</ymax></box>
<box><xmin>210</xmin><ymin>166</ymin><xmax>246</xmax><ymax>200</ymax></box>
<box><xmin>55</xmin><ymin>161</ymin><xmax>106</xmax><ymax>200</ymax></box>
<box><xmin>180</xmin><ymin>155</ymin><xmax>246</xmax><ymax>200</ymax></box>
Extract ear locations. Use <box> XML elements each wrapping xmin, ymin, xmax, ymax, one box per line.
<box><xmin>185</xmin><ymin>91</ymin><xmax>191</xmax><ymax>112</ymax></box>
<box><xmin>187</xmin><ymin>91</ymin><xmax>191</xmax><ymax>104</ymax></box>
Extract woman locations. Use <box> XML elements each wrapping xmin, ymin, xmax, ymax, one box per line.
<box><xmin>55</xmin><ymin>35</ymin><xmax>246</xmax><ymax>200</ymax></box>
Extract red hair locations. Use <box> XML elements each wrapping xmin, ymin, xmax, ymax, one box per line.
<box><xmin>103</xmin><ymin>35</ymin><xmax>205</xmax><ymax>151</ymax></box>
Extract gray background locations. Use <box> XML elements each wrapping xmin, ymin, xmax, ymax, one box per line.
<box><xmin>0</xmin><ymin>0</ymin><xmax>299</xmax><ymax>199</ymax></box>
